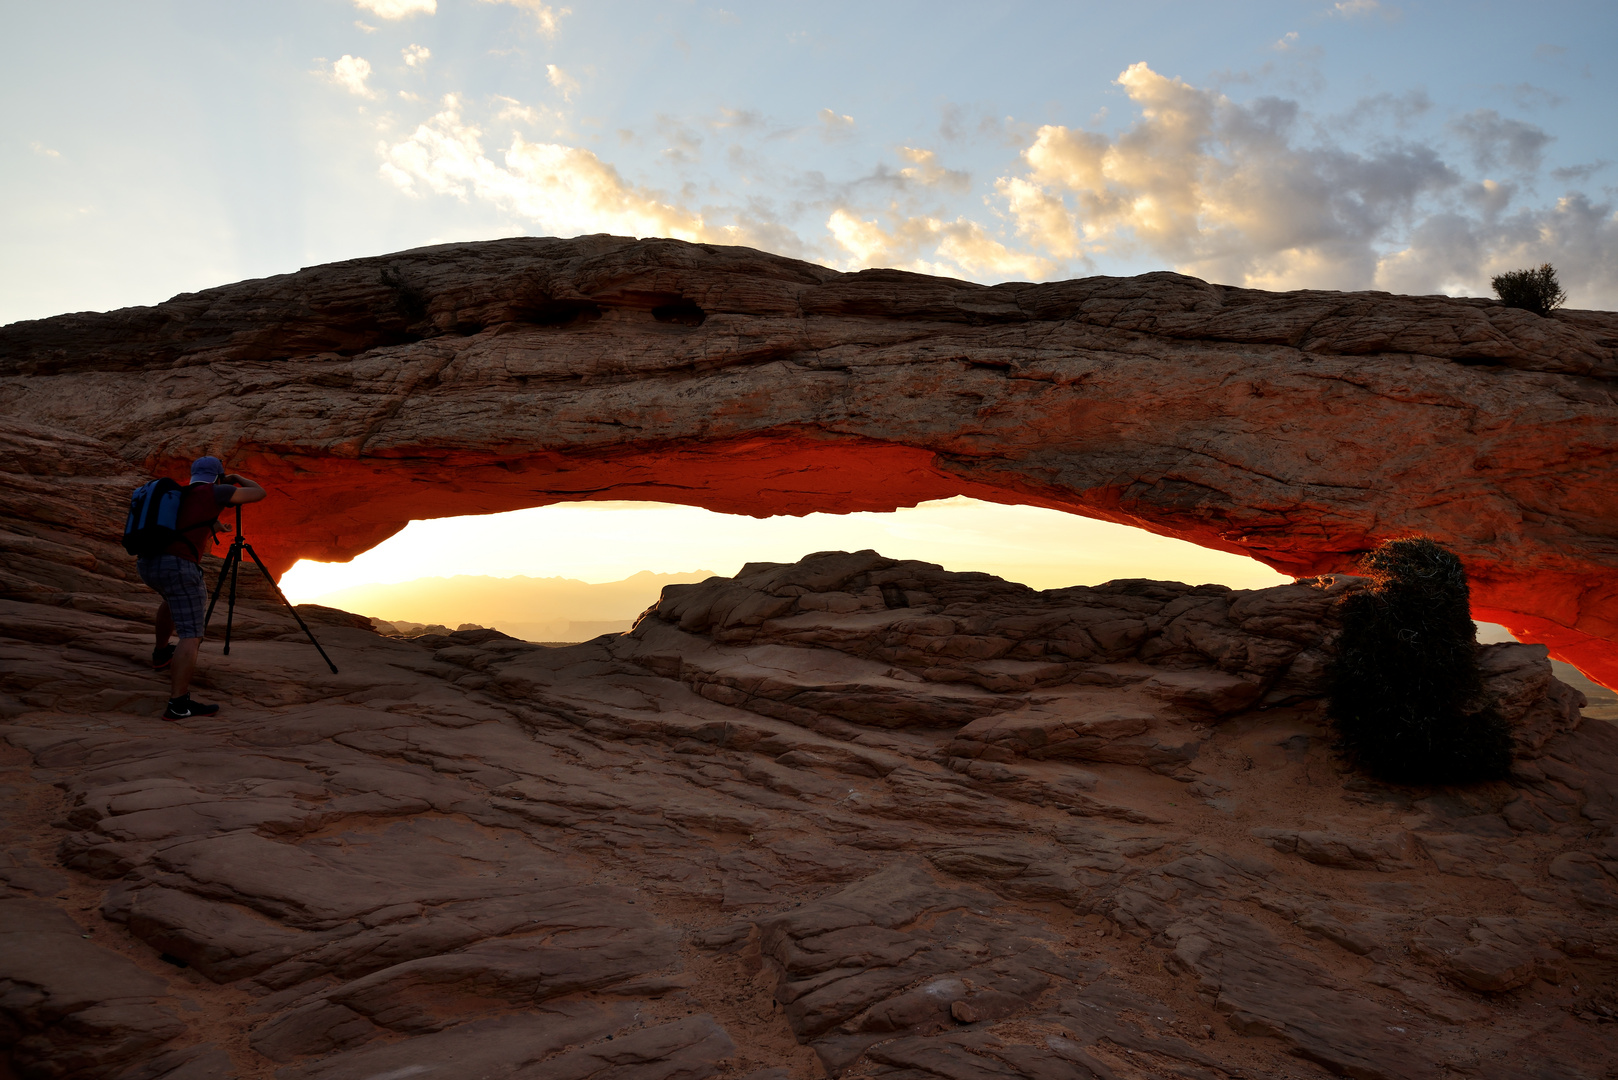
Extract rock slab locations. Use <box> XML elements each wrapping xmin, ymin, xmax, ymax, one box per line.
<box><xmin>1</xmin><ymin>549</ymin><xmax>1615</xmax><ymax>1079</ymax></box>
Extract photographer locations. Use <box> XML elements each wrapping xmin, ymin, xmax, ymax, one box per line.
<box><xmin>139</xmin><ymin>456</ymin><xmax>265</xmax><ymax>720</ymax></box>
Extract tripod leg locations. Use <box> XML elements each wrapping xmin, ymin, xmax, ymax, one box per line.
<box><xmin>205</xmin><ymin>545</ymin><xmax>236</xmax><ymax>627</ymax></box>
<box><xmin>240</xmin><ymin>541</ymin><xmax>340</xmax><ymax>674</ymax></box>
<box><xmin>223</xmin><ymin>540</ymin><xmax>242</xmax><ymax>656</ymax></box>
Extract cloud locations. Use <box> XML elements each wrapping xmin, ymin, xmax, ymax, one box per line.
<box><xmin>723</xmin><ymin>208</ymin><xmax>808</xmax><ymax>259</ymax></box>
<box><xmin>1377</xmin><ymin>194</ymin><xmax>1618</xmax><ymax>308</ymax></box>
<box><xmin>546</xmin><ymin>64</ymin><xmax>579</xmax><ymax>101</ymax></box>
<box><xmin>655</xmin><ymin>115</ymin><xmax>703</xmax><ymax>164</ymax></box>
<box><xmin>354</xmin><ymin>0</ymin><xmax>436</xmax><ymax>17</ymax></box>
<box><xmin>825</xmin><ymin>209</ymin><xmax>901</xmax><ymax>265</ymax></box>
<box><xmin>30</xmin><ymin>141</ymin><xmax>60</xmax><ymax>158</ymax></box>
<box><xmin>1550</xmin><ymin>161</ymin><xmax>1609</xmax><ymax>183</ymax></box>
<box><xmin>330</xmin><ymin>55</ymin><xmax>379</xmax><ymax>99</ymax></box>
<box><xmin>937</xmin><ymin>106</ymin><xmax>1034</xmax><ymax>149</ymax></box>
<box><xmin>712</xmin><ymin>107</ymin><xmax>765</xmax><ymax>131</ymax></box>
<box><xmin>990</xmin><ymin>62</ymin><xmax>1468</xmax><ymax>290</ymax></box>
<box><xmin>1463</xmin><ymin>177</ymin><xmax>1516</xmax><ymax>219</ymax></box>
<box><xmin>380</xmin><ymin>95</ymin><xmax>709</xmax><ymax>240</ymax></box>
<box><xmin>979</xmin><ymin>63</ymin><xmax>1609</xmax><ymax>303</ymax></box>
<box><xmin>1496</xmin><ymin>195</ymin><xmax>1618</xmax><ymax>308</ymax></box>
<box><xmin>479</xmin><ymin>0</ymin><xmax>569</xmax><ymax>36</ymax></box>
<box><xmin>897</xmin><ymin>148</ymin><xmax>970</xmax><ymax>193</ymax></box>
<box><xmin>492</xmin><ymin>95</ymin><xmax>542</xmax><ymax>125</ymax></box>
<box><xmin>1328</xmin><ymin>0</ymin><xmax>1397</xmax><ymax>18</ymax></box>
<box><xmin>1499</xmin><ymin>82</ymin><xmax>1566</xmax><ymax>110</ymax></box>
<box><xmin>403</xmin><ymin>44</ymin><xmax>430</xmax><ymax>67</ymax></box>
<box><xmin>1533</xmin><ymin>43</ymin><xmax>1567</xmax><ymax>62</ymax></box>
<box><xmin>1335</xmin><ymin>89</ymin><xmax>1431</xmax><ymax>131</ymax></box>
<box><xmin>1273</xmin><ymin>31</ymin><xmax>1299</xmax><ymax>52</ymax></box>
<box><xmin>363</xmin><ymin>61</ymin><xmax>1612</xmax><ymax>308</ymax></box>
<box><xmin>998</xmin><ymin>175</ymin><xmax>1084</xmax><ymax>259</ymax></box>
<box><xmin>826</xmin><ymin>209</ymin><xmax>1053</xmax><ymax>281</ymax></box>
<box><xmin>1449</xmin><ymin>109</ymin><xmax>1553</xmax><ymax>172</ymax></box>
<box><xmin>819</xmin><ymin>108</ymin><xmax>855</xmax><ymax>140</ymax></box>
<box><xmin>929</xmin><ymin>221</ymin><xmax>1053</xmax><ymax>280</ymax></box>
<box><xmin>1371</xmin><ymin>212</ymin><xmax>1480</xmax><ymax>295</ymax></box>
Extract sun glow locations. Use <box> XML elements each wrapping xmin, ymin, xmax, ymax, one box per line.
<box><xmin>279</xmin><ymin>497</ymin><xmax>1291</xmax><ymax>606</ymax></box>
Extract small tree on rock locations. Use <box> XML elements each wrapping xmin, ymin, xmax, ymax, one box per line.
<box><xmin>1327</xmin><ymin>537</ymin><xmax>1512</xmax><ymax>785</ymax></box>
<box><xmin>1492</xmin><ymin>263</ymin><xmax>1567</xmax><ymax>316</ymax></box>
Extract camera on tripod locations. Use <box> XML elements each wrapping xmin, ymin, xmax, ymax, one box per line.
<box><xmin>206</xmin><ymin>502</ymin><xmax>339</xmax><ymax>674</ymax></box>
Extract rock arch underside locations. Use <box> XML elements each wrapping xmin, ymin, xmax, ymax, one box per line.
<box><xmin>2</xmin><ymin>235</ymin><xmax>1618</xmax><ymax>1079</ymax></box>
<box><xmin>3</xmin><ymin>234</ymin><xmax>1616</xmax><ymax>685</ymax></box>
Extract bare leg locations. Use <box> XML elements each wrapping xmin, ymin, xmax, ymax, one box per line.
<box><xmin>155</xmin><ymin>601</ymin><xmax>174</xmax><ymax>646</ymax></box>
<box><xmin>170</xmin><ymin>637</ymin><xmax>201</xmax><ymax>698</ymax></box>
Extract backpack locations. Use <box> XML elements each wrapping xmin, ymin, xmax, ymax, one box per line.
<box><xmin>123</xmin><ymin>479</ymin><xmax>201</xmax><ymax>558</ymax></box>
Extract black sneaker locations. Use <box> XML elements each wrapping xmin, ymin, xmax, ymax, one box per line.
<box><xmin>152</xmin><ymin>644</ymin><xmax>176</xmax><ymax>670</ymax></box>
<box><xmin>162</xmin><ymin>695</ymin><xmax>220</xmax><ymax>721</ymax></box>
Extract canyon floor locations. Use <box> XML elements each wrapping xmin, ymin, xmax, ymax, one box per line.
<box><xmin>3</xmin><ymin>551</ymin><xmax>1617</xmax><ymax>1080</ymax></box>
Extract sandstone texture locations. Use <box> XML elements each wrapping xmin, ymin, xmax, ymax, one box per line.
<box><xmin>1</xmin><ymin>235</ymin><xmax>1616</xmax><ymax>685</ymax></box>
<box><xmin>3</xmin><ymin>532</ymin><xmax>1617</xmax><ymax>1078</ymax></box>
<box><xmin>4</xmin><ymin>237</ymin><xmax>1618</xmax><ymax>1077</ymax></box>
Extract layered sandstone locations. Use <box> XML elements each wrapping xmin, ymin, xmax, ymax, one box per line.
<box><xmin>1</xmin><ymin>235</ymin><xmax>1615</xmax><ymax>685</ymax></box>
<box><xmin>1</xmin><ymin>552</ymin><xmax>1614</xmax><ymax>1079</ymax></box>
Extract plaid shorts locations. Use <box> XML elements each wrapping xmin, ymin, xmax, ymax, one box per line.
<box><xmin>138</xmin><ymin>555</ymin><xmax>209</xmax><ymax>639</ymax></box>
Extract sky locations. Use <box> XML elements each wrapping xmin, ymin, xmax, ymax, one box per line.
<box><xmin>7</xmin><ymin>0</ymin><xmax>1615</xmax><ymax>323</ymax></box>
<box><xmin>276</xmin><ymin>497</ymin><xmax>1292</xmax><ymax>601</ymax></box>
<box><xmin>6</xmin><ymin>0</ymin><xmax>1616</xmax><ymax>600</ymax></box>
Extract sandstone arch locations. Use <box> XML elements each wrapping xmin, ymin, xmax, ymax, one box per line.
<box><xmin>2</xmin><ymin>235</ymin><xmax>1615</xmax><ymax>685</ymax></box>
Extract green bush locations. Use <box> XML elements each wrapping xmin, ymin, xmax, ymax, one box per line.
<box><xmin>1491</xmin><ymin>263</ymin><xmax>1567</xmax><ymax>316</ymax></box>
<box><xmin>1327</xmin><ymin>537</ymin><xmax>1512</xmax><ymax>785</ymax></box>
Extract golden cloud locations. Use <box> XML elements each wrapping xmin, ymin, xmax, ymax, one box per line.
<box><xmin>331</xmin><ymin>55</ymin><xmax>379</xmax><ymax>99</ymax></box>
<box><xmin>996</xmin><ymin>62</ymin><xmax>1457</xmax><ymax>290</ymax></box>
<box><xmin>353</xmin><ymin>0</ymin><xmax>436</xmax><ymax>17</ymax></box>
<box><xmin>381</xmin><ymin>96</ymin><xmax>707</xmax><ymax>241</ymax></box>
<box><xmin>479</xmin><ymin>0</ymin><xmax>569</xmax><ymax>36</ymax></box>
<box><xmin>827</xmin><ymin>209</ymin><xmax>1052</xmax><ymax>281</ymax></box>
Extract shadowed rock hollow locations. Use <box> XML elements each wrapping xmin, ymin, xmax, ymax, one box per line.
<box><xmin>2</xmin><ymin>540</ymin><xmax>1617</xmax><ymax>1079</ymax></box>
<box><xmin>1</xmin><ymin>234</ymin><xmax>1616</xmax><ymax>685</ymax></box>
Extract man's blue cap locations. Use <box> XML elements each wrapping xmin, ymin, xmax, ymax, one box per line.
<box><xmin>190</xmin><ymin>456</ymin><xmax>225</xmax><ymax>482</ymax></box>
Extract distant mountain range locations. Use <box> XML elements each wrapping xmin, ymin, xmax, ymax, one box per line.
<box><xmin>306</xmin><ymin>570</ymin><xmax>717</xmax><ymax>642</ymax></box>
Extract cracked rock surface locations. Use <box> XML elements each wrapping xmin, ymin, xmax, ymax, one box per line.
<box><xmin>3</xmin><ymin>542</ymin><xmax>1616</xmax><ymax>1079</ymax></box>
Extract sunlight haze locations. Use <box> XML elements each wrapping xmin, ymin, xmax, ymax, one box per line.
<box><xmin>280</xmin><ymin>497</ymin><xmax>1292</xmax><ymax>609</ymax></box>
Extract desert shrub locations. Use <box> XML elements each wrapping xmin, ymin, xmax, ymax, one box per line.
<box><xmin>1327</xmin><ymin>537</ymin><xmax>1512</xmax><ymax>784</ymax></box>
<box><xmin>1491</xmin><ymin>263</ymin><xmax>1567</xmax><ymax>316</ymax></box>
